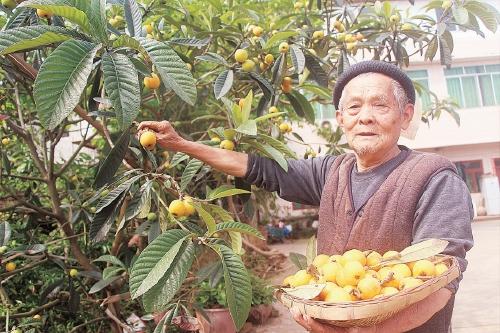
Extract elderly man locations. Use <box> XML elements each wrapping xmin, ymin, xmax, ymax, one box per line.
<box><xmin>138</xmin><ymin>60</ymin><xmax>473</xmax><ymax>333</ymax></box>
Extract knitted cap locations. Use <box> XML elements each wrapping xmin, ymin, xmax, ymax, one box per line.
<box><xmin>333</xmin><ymin>60</ymin><xmax>416</xmax><ymax>109</ymax></box>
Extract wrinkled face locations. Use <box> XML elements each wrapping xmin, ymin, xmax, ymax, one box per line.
<box><xmin>336</xmin><ymin>73</ymin><xmax>413</xmax><ymax>158</ymax></box>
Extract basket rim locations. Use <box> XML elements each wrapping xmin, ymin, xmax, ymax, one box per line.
<box><xmin>275</xmin><ymin>255</ymin><xmax>460</xmax><ymax>321</ymax></box>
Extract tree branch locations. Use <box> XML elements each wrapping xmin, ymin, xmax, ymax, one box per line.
<box><xmin>0</xmin><ymin>299</ymin><xmax>61</xmax><ymax>320</ymax></box>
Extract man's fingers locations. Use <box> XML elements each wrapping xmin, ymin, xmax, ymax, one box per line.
<box><xmin>137</xmin><ymin>121</ymin><xmax>164</xmax><ymax>131</ymax></box>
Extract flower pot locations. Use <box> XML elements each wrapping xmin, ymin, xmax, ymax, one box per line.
<box><xmin>196</xmin><ymin>308</ymin><xmax>236</xmax><ymax>333</ymax></box>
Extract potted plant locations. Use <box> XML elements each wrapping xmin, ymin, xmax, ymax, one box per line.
<box><xmin>194</xmin><ymin>279</ymin><xmax>236</xmax><ymax>333</ymax></box>
<box><xmin>248</xmin><ymin>274</ymin><xmax>275</xmax><ymax>325</ymax></box>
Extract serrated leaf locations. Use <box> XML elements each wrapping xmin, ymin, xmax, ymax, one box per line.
<box><xmin>452</xmin><ymin>6</ymin><xmax>469</xmax><ymax>25</ymax></box>
<box><xmin>19</xmin><ymin>0</ymin><xmax>93</xmax><ymax>35</ymax></box>
<box><xmin>208</xmin><ymin>244</ymin><xmax>251</xmax><ymax>331</ymax></box>
<box><xmin>251</xmin><ymin>141</ymin><xmax>288</xmax><ymax>171</ymax></box>
<box><xmin>139</xmin><ymin>38</ymin><xmax>197</xmax><ymax>105</ymax></box>
<box><xmin>124</xmin><ymin>0</ymin><xmax>142</xmax><ymax>37</ymax></box>
<box><xmin>464</xmin><ymin>1</ymin><xmax>498</xmax><ymax>33</ymax></box>
<box><xmin>249</xmin><ymin>72</ymin><xmax>274</xmax><ymax>100</ymax></box>
<box><xmin>240</xmin><ymin>90</ymin><xmax>252</xmax><ymax>124</ymax></box>
<box><xmin>228</xmin><ymin>231</ymin><xmax>243</xmax><ymax>255</ymax></box>
<box><xmin>180</xmin><ymin>159</ymin><xmax>203</xmax><ymax>191</ymax></box>
<box><xmin>193</xmin><ymin>203</ymin><xmax>216</xmax><ymax>234</ymax></box>
<box><xmin>93</xmin><ymin>129</ymin><xmax>131</xmax><ymax>189</ymax></box>
<box><xmin>271</xmin><ymin>53</ymin><xmax>285</xmax><ymax>87</ymax></box>
<box><xmin>168</xmin><ymin>37</ymin><xmax>210</xmax><ymax>47</ymax></box>
<box><xmin>142</xmin><ymin>241</ymin><xmax>195</xmax><ymax>312</ymax></box>
<box><xmin>0</xmin><ymin>222</ymin><xmax>11</xmax><ymax>247</ymax></box>
<box><xmin>289</xmin><ymin>252</ymin><xmax>307</xmax><ymax>270</ymax></box>
<box><xmin>438</xmin><ymin>35</ymin><xmax>452</xmax><ymax>67</ymax></box>
<box><xmin>285</xmin><ymin>90</ymin><xmax>315</xmax><ymax>123</ymax></box>
<box><xmin>195</xmin><ymin>52</ymin><xmax>229</xmax><ymax>66</ymax></box>
<box><xmin>304</xmin><ymin>53</ymin><xmax>328</xmax><ymax>87</ymax></box>
<box><xmin>381</xmin><ymin>239</ymin><xmax>449</xmax><ymax>266</ymax></box>
<box><xmin>282</xmin><ymin>284</ymin><xmax>325</xmax><ymax>300</ymax></box>
<box><xmin>4</xmin><ymin>8</ymin><xmax>34</xmax><ymax>30</ymax></box>
<box><xmin>0</xmin><ymin>26</ymin><xmax>77</xmax><ymax>55</ymax></box>
<box><xmin>208</xmin><ymin>187</ymin><xmax>251</xmax><ymax>200</ymax></box>
<box><xmin>34</xmin><ymin>40</ymin><xmax>100</xmax><ymax>130</ymax></box>
<box><xmin>135</xmin><ymin>180</ymin><xmax>153</xmax><ymax>219</ymax></box>
<box><xmin>93</xmin><ymin>255</ymin><xmax>126</xmax><ymax>268</ymax></box>
<box><xmin>254</xmin><ymin>111</ymin><xmax>287</xmax><ymax>123</ymax></box>
<box><xmin>300</xmin><ymin>84</ymin><xmax>332</xmax><ymax>100</ymax></box>
<box><xmin>90</xmin><ymin>192</ymin><xmax>126</xmax><ymax>242</ymax></box>
<box><xmin>103</xmin><ymin>266</ymin><xmax>125</xmax><ymax>280</ymax></box>
<box><xmin>306</xmin><ymin>235</ymin><xmax>317</xmax><ymax>266</ymax></box>
<box><xmin>131</xmin><ymin>234</ymin><xmax>189</xmax><ymax>298</ymax></box>
<box><xmin>214</xmin><ymin>69</ymin><xmax>233</xmax><ymax>99</ymax></box>
<box><xmin>89</xmin><ymin>276</ymin><xmax>120</xmax><ymax>294</ymax></box>
<box><xmin>205</xmin><ymin>204</ymin><xmax>233</xmax><ymax>222</ymax></box>
<box><xmin>215</xmin><ymin>221</ymin><xmax>264</xmax><ymax>240</ymax></box>
<box><xmin>264</xmin><ymin>31</ymin><xmax>298</xmax><ymax>49</ymax></box>
<box><xmin>96</xmin><ymin>175</ymin><xmax>143</xmax><ymax>213</ymax></box>
<box><xmin>88</xmin><ymin>0</ymin><xmax>107</xmax><ymax>42</ymax></box>
<box><xmin>425</xmin><ymin>37</ymin><xmax>438</xmax><ymax>61</ymax></box>
<box><xmin>113</xmin><ymin>34</ymin><xmax>143</xmax><ymax>51</ymax></box>
<box><xmin>235</xmin><ymin>119</ymin><xmax>257</xmax><ymax>136</ymax></box>
<box><xmin>102</xmin><ymin>53</ymin><xmax>140</xmax><ymax>129</ymax></box>
<box><xmin>258</xmin><ymin>133</ymin><xmax>296</xmax><ymax>159</ymax></box>
<box><xmin>290</xmin><ymin>44</ymin><xmax>305</xmax><ymax>74</ymax></box>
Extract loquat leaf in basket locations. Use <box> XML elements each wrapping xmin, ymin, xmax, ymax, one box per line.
<box><xmin>375</xmin><ymin>239</ymin><xmax>449</xmax><ymax>268</ymax></box>
<box><xmin>282</xmin><ymin>284</ymin><xmax>325</xmax><ymax>299</ymax></box>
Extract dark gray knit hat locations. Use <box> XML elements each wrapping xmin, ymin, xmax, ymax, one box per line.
<box><xmin>333</xmin><ymin>60</ymin><xmax>416</xmax><ymax>109</ymax></box>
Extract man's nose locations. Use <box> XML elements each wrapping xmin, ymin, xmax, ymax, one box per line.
<box><xmin>358</xmin><ymin>104</ymin><xmax>375</xmax><ymax>124</ymax></box>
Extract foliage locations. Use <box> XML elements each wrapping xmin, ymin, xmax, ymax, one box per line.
<box><xmin>0</xmin><ymin>0</ymin><xmax>498</xmax><ymax>332</ymax></box>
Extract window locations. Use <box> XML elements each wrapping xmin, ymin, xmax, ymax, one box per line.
<box><xmin>494</xmin><ymin>158</ymin><xmax>500</xmax><ymax>185</ymax></box>
<box><xmin>407</xmin><ymin>70</ymin><xmax>432</xmax><ymax>110</ymax></box>
<box><xmin>454</xmin><ymin>160</ymin><xmax>484</xmax><ymax>193</ymax></box>
<box><xmin>315</xmin><ymin>103</ymin><xmax>336</xmax><ymax>121</ymax></box>
<box><xmin>444</xmin><ymin>64</ymin><xmax>500</xmax><ymax>108</ymax></box>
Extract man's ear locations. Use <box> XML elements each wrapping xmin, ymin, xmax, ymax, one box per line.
<box><xmin>335</xmin><ymin>110</ymin><xmax>343</xmax><ymax>128</ymax></box>
<box><xmin>401</xmin><ymin>104</ymin><xmax>414</xmax><ymax>130</ymax></box>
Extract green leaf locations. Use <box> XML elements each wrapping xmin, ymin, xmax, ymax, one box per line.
<box><xmin>285</xmin><ymin>90</ymin><xmax>315</xmax><ymax>123</ymax></box>
<box><xmin>124</xmin><ymin>0</ymin><xmax>143</xmax><ymax>37</ymax></box>
<box><xmin>0</xmin><ymin>26</ymin><xmax>77</xmax><ymax>55</ymax></box>
<box><xmin>193</xmin><ymin>203</ymin><xmax>216</xmax><ymax>234</ymax></box>
<box><xmin>250</xmin><ymin>141</ymin><xmax>288</xmax><ymax>171</ymax></box>
<box><xmin>452</xmin><ymin>5</ymin><xmax>469</xmax><ymax>25</ymax></box>
<box><xmin>228</xmin><ymin>231</ymin><xmax>243</xmax><ymax>255</ymax></box>
<box><xmin>214</xmin><ymin>69</ymin><xmax>234</xmax><ymax>99</ymax></box>
<box><xmin>425</xmin><ymin>37</ymin><xmax>438</xmax><ymax>61</ymax></box>
<box><xmin>289</xmin><ymin>252</ymin><xmax>307</xmax><ymax>270</ymax></box>
<box><xmin>90</xmin><ymin>192</ymin><xmax>126</xmax><ymax>242</ymax></box>
<box><xmin>168</xmin><ymin>37</ymin><xmax>211</xmax><ymax>47</ymax></box>
<box><xmin>240</xmin><ymin>90</ymin><xmax>253</xmax><ymax>124</ymax></box>
<box><xmin>208</xmin><ymin>187</ymin><xmax>251</xmax><ymax>200</ymax></box>
<box><xmin>0</xmin><ymin>222</ymin><xmax>11</xmax><ymax>247</ymax></box>
<box><xmin>249</xmin><ymin>72</ymin><xmax>274</xmax><ymax>100</ymax></box>
<box><xmin>236</xmin><ymin>119</ymin><xmax>257</xmax><ymax>136</ymax></box>
<box><xmin>34</xmin><ymin>40</ymin><xmax>100</xmax><ymax>130</ymax></box>
<box><xmin>93</xmin><ymin>130</ymin><xmax>131</xmax><ymax>189</ymax></box>
<box><xmin>89</xmin><ymin>276</ymin><xmax>120</xmax><ymax>294</ymax></box>
<box><xmin>464</xmin><ymin>1</ymin><xmax>498</xmax><ymax>33</ymax></box>
<box><xmin>131</xmin><ymin>234</ymin><xmax>189</xmax><ymax>298</ymax></box>
<box><xmin>142</xmin><ymin>241</ymin><xmax>195</xmax><ymax>312</ymax></box>
<box><xmin>139</xmin><ymin>38</ymin><xmax>197</xmax><ymax>105</ymax></box>
<box><xmin>254</xmin><ymin>111</ymin><xmax>287</xmax><ymax>123</ymax></box>
<box><xmin>290</xmin><ymin>44</ymin><xmax>305</xmax><ymax>74</ymax></box>
<box><xmin>102</xmin><ymin>52</ymin><xmax>140</xmax><ymax>129</ymax></box>
<box><xmin>300</xmin><ymin>84</ymin><xmax>332</xmax><ymax>100</ymax></box>
<box><xmin>134</xmin><ymin>180</ymin><xmax>153</xmax><ymax>219</ymax></box>
<box><xmin>96</xmin><ymin>174</ymin><xmax>144</xmax><ymax>213</ymax></box>
<box><xmin>215</xmin><ymin>221</ymin><xmax>264</xmax><ymax>240</ymax></box>
<box><xmin>180</xmin><ymin>159</ymin><xmax>204</xmax><ymax>191</ymax></box>
<box><xmin>205</xmin><ymin>203</ymin><xmax>234</xmax><ymax>222</ymax></box>
<box><xmin>88</xmin><ymin>0</ymin><xmax>107</xmax><ymax>42</ymax></box>
<box><xmin>103</xmin><ymin>266</ymin><xmax>125</xmax><ymax>280</ymax></box>
<box><xmin>113</xmin><ymin>34</ymin><xmax>144</xmax><ymax>51</ymax></box>
<box><xmin>382</xmin><ymin>1</ymin><xmax>392</xmax><ymax>17</ymax></box>
<box><xmin>258</xmin><ymin>133</ymin><xmax>296</xmax><ymax>159</ymax></box>
<box><xmin>304</xmin><ymin>53</ymin><xmax>328</xmax><ymax>87</ymax></box>
<box><xmin>195</xmin><ymin>52</ymin><xmax>229</xmax><ymax>66</ymax></box>
<box><xmin>93</xmin><ymin>255</ymin><xmax>126</xmax><ymax>268</ymax></box>
<box><xmin>19</xmin><ymin>0</ymin><xmax>93</xmax><ymax>35</ymax></box>
<box><xmin>264</xmin><ymin>31</ymin><xmax>298</xmax><ymax>49</ymax></box>
<box><xmin>208</xmin><ymin>244</ymin><xmax>251</xmax><ymax>331</ymax></box>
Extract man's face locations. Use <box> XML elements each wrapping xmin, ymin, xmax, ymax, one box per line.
<box><xmin>336</xmin><ymin>73</ymin><xmax>413</xmax><ymax>159</ymax></box>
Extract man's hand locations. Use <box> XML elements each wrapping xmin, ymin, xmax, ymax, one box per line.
<box><xmin>137</xmin><ymin>121</ymin><xmax>185</xmax><ymax>151</ymax></box>
<box><xmin>291</xmin><ymin>309</ymin><xmax>376</xmax><ymax>333</ymax></box>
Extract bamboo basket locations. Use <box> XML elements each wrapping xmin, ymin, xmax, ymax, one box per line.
<box><xmin>275</xmin><ymin>255</ymin><xmax>459</xmax><ymax>327</ymax></box>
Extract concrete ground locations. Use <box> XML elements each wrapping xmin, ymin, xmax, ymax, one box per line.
<box><xmin>256</xmin><ymin>219</ymin><xmax>500</xmax><ymax>333</ymax></box>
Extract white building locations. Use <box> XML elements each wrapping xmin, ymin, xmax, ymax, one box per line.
<box><xmin>281</xmin><ymin>0</ymin><xmax>500</xmax><ymax>218</ymax></box>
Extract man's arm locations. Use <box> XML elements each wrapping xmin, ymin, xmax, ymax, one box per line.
<box><xmin>292</xmin><ymin>288</ymin><xmax>452</xmax><ymax>333</ymax></box>
<box><xmin>138</xmin><ymin>120</ymin><xmax>335</xmax><ymax>206</ymax></box>
<box><xmin>137</xmin><ymin>121</ymin><xmax>249</xmax><ymax>177</ymax></box>
<box><xmin>413</xmin><ymin>169</ymin><xmax>474</xmax><ymax>293</ymax></box>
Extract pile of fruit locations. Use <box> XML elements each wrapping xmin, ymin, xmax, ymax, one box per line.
<box><xmin>282</xmin><ymin>249</ymin><xmax>449</xmax><ymax>302</ymax></box>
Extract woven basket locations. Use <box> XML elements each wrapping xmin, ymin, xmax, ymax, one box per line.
<box><xmin>275</xmin><ymin>255</ymin><xmax>459</xmax><ymax>327</ymax></box>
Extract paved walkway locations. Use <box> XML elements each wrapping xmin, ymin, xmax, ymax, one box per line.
<box><xmin>256</xmin><ymin>219</ymin><xmax>500</xmax><ymax>333</ymax></box>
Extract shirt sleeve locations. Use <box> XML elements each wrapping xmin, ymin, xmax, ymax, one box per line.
<box><xmin>244</xmin><ymin>154</ymin><xmax>336</xmax><ymax>206</ymax></box>
<box><xmin>412</xmin><ymin>169</ymin><xmax>474</xmax><ymax>294</ymax></box>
